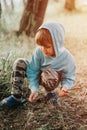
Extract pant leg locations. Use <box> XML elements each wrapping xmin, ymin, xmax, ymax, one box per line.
<box><xmin>11</xmin><ymin>58</ymin><xmax>29</xmax><ymax>98</ymax></box>
<box><xmin>40</xmin><ymin>68</ymin><xmax>62</xmax><ymax>92</ymax></box>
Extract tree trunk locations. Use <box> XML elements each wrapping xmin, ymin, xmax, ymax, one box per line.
<box><xmin>11</xmin><ymin>0</ymin><xmax>14</xmax><ymax>9</ymax></box>
<box><xmin>18</xmin><ymin>0</ymin><xmax>48</xmax><ymax>37</ymax></box>
<box><xmin>0</xmin><ymin>3</ymin><xmax>1</xmax><ymax>18</ymax></box>
<box><xmin>64</xmin><ymin>0</ymin><xmax>75</xmax><ymax>11</ymax></box>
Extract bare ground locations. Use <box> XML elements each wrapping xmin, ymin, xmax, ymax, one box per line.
<box><xmin>0</xmin><ymin>9</ymin><xmax>87</xmax><ymax>130</ymax></box>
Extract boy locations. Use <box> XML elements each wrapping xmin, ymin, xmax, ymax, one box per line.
<box><xmin>0</xmin><ymin>22</ymin><xmax>76</xmax><ymax>107</ymax></box>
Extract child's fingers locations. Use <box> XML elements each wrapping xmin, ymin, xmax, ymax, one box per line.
<box><xmin>58</xmin><ymin>90</ymin><xmax>68</xmax><ymax>97</ymax></box>
<box><xmin>29</xmin><ymin>92</ymin><xmax>38</xmax><ymax>102</ymax></box>
<box><xmin>29</xmin><ymin>94</ymin><xmax>33</xmax><ymax>102</ymax></box>
<box><xmin>32</xmin><ymin>93</ymin><xmax>38</xmax><ymax>101</ymax></box>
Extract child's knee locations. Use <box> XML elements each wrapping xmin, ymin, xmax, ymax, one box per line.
<box><xmin>40</xmin><ymin>68</ymin><xmax>60</xmax><ymax>92</ymax></box>
<box><xmin>13</xmin><ymin>58</ymin><xmax>28</xmax><ymax>71</ymax></box>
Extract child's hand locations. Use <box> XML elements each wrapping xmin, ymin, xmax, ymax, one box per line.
<box><xmin>29</xmin><ymin>92</ymin><xmax>38</xmax><ymax>103</ymax></box>
<box><xmin>58</xmin><ymin>87</ymin><xmax>68</xmax><ymax>97</ymax></box>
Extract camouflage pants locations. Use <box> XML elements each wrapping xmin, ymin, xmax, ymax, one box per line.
<box><xmin>40</xmin><ymin>68</ymin><xmax>61</xmax><ymax>92</ymax></box>
<box><xmin>11</xmin><ymin>58</ymin><xmax>61</xmax><ymax>98</ymax></box>
<box><xmin>11</xmin><ymin>58</ymin><xmax>29</xmax><ymax>98</ymax></box>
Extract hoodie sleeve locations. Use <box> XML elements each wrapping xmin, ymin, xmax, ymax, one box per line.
<box><xmin>26</xmin><ymin>48</ymin><xmax>41</xmax><ymax>92</ymax></box>
<box><xmin>61</xmin><ymin>67</ymin><xmax>76</xmax><ymax>90</ymax></box>
<box><xmin>61</xmin><ymin>56</ymin><xmax>76</xmax><ymax>90</ymax></box>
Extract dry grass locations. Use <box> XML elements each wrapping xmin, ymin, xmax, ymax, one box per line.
<box><xmin>0</xmin><ymin>1</ymin><xmax>87</xmax><ymax>130</ymax></box>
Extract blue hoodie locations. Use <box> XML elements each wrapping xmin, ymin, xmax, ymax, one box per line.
<box><xmin>26</xmin><ymin>22</ymin><xmax>76</xmax><ymax>92</ymax></box>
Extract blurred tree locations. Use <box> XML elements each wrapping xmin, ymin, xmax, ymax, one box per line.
<box><xmin>54</xmin><ymin>0</ymin><xmax>59</xmax><ymax>2</ymax></box>
<box><xmin>0</xmin><ymin>2</ymin><xmax>1</xmax><ymax>18</ymax></box>
<box><xmin>64</xmin><ymin>0</ymin><xmax>76</xmax><ymax>11</ymax></box>
<box><xmin>18</xmin><ymin>0</ymin><xmax>48</xmax><ymax>37</ymax></box>
<box><xmin>2</xmin><ymin>0</ymin><xmax>14</xmax><ymax>12</ymax></box>
<box><xmin>0</xmin><ymin>0</ymin><xmax>25</xmax><ymax>31</ymax></box>
<box><xmin>11</xmin><ymin>0</ymin><xmax>14</xmax><ymax>9</ymax></box>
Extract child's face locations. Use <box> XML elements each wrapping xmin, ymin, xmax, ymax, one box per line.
<box><xmin>38</xmin><ymin>42</ymin><xmax>55</xmax><ymax>57</ymax></box>
<box><xmin>35</xmin><ymin>29</ymin><xmax>55</xmax><ymax>57</ymax></box>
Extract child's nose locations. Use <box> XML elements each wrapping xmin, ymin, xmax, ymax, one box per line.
<box><xmin>40</xmin><ymin>47</ymin><xmax>47</xmax><ymax>54</ymax></box>
<box><xmin>41</xmin><ymin>47</ymin><xmax>45</xmax><ymax>51</ymax></box>
<box><xmin>40</xmin><ymin>47</ymin><xmax>44</xmax><ymax>51</ymax></box>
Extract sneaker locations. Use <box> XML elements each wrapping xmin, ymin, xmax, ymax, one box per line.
<box><xmin>0</xmin><ymin>95</ymin><xmax>26</xmax><ymax>108</ymax></box>
<box><xmin>45</xmin><ymin>92</ymin><xmax>59</xmax><ymax>105</ymax></box>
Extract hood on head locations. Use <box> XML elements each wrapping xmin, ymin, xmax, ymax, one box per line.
<box><xmin>38</xmin><ymin>22</ymin><xmax>65</xmax><ymax>56</ymax></box>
